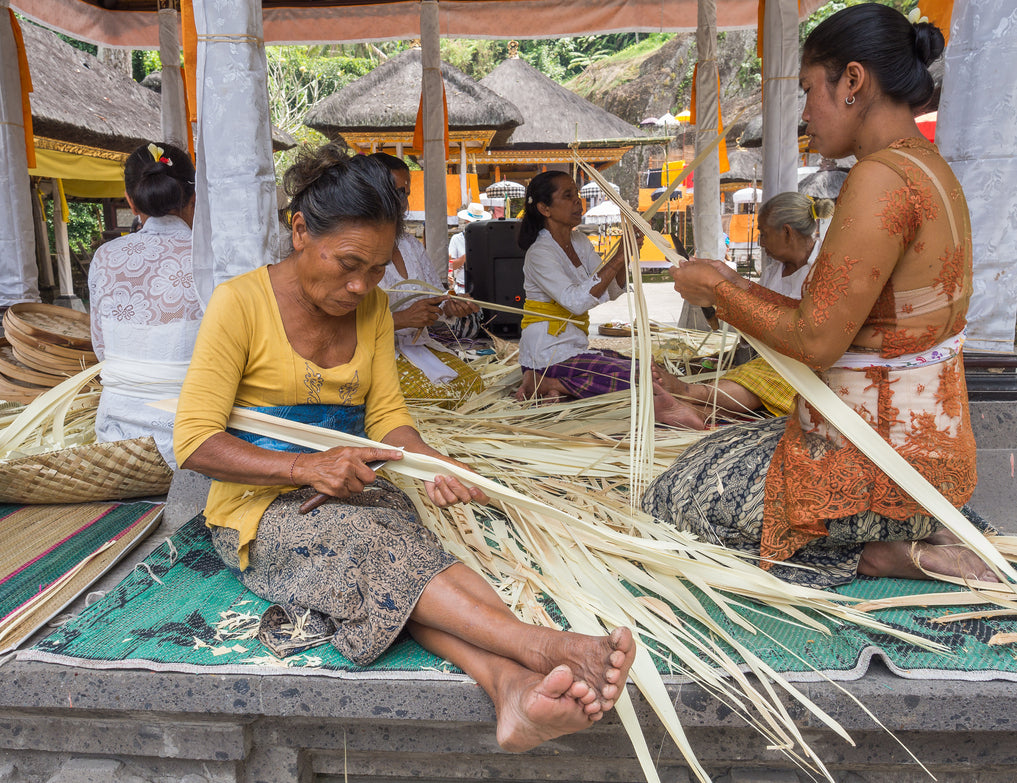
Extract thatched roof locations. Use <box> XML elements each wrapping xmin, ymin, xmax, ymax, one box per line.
<box><xmin>304</xmin><ymin>48</ymin><xmax>522</xmax><ymax>138</ymax></box>
<box><xmin>798</xmin><ymin>169</ymin><xmax>848</xmax><ymax>199</ymax></box>
<box><xmin>22</xmin><ymin>20</ymin><xmax>161</xmax><ymax>154</ymax></box>
<box><xmin>479</xmin><ymin>56</ymin><xmax>640</xmax><ymax>148</ymax></box>
<box><xmin>140</xmin><ymin>70</ymin><xmax>298</xmax><ymax>151</ymax></box>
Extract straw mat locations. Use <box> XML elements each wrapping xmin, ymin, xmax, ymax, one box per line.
<box><xmin>1</xmin><ymin>501</ymin><xmax>163</xmax><ymax>653</ymax></box>
<box><xmin>20</xmin><ymin>513</ymin><xmax>1017</xmax><ymax>683</ymax></box>
<box><xmin>0</xmin><ymin>436</ymin><xmax>173</xmax><ymax>504</ymax></box>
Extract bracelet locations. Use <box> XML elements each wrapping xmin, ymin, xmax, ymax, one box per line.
<box><xmin>288</xmin><ymin>452</ymin><xmax>300</xmax><ymax>486</ymax></box>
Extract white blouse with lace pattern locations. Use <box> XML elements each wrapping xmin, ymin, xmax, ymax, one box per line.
<box><xmin>87</xmin><ymin>214</ymin><xmax>204</xmax><ymax>467</ymax></box>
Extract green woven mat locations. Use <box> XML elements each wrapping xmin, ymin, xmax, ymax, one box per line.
<box><xmin>20</xmin><ymin>514</ymin><xmax>1017</xmax><ymax>682</ymax></box>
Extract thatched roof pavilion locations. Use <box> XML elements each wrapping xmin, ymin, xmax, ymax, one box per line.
<box><xmin>22</xmin><ymin>22</ymin><xmax>294</xmax><ymax>199</ymax></box>
<box><xmin>22</xmin><ymin>19</ymin><xmax>161</xmax><ymax>156</ymax></box>
<box><xmin>478</xmin><ymin>52</ymin><xmax>642</xmax><ymax>170</ymax></box>
<box><xmin>304</xmin><ymin>47</ymin><xmax>522</xmax><ymax>158</ymax></box>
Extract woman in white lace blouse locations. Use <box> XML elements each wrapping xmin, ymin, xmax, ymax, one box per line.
<box><xmin>87</xmin><ymin>142</ymin><xmax>203</xmax><ymax>468</ymax></box>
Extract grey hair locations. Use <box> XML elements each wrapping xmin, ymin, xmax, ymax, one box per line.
<box><xmin>758</xmin><ymin>192</ymin><xmax>835</xmax><ymax>238</ymax></box>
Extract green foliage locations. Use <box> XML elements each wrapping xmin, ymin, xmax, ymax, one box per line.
<box><xmin>602</xmin><ymin>32</ymin><xmax>675</xmax><ymax>62</ymax></box>
<box><xmin>737</xmin><ymin>52</ymin><xmax>762</xmax><ymax>91</ymax></box>
<box><xmin>132</xmin><ymin>50</ymin><xmax>163</xmax><ymax>83</ymax></box>
<box><xmin>45</xmin><ymin>201</ymin><xmax>104</xmax><ymax>256</ymax></box>
<box><xmin>440</xmin><ymin>39</ymin><xmax>509</xmax><ymax>80</ymax></box>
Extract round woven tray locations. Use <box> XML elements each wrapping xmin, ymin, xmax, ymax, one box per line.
<box><xmin>0</xmin><ymin>436</ymin><xmax>173</xmax><ymax>504</ymax></box>
<box><xmin>0</xmin><ymin>339</ymin><xmax>67</xmax><ymax>387</ymax></box>
<box><xmin>3</xmin><ymin>303</ymin><xmax>92</xmax><ymax>350</ymax></box>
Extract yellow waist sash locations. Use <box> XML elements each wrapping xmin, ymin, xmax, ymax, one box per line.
<box><xmin>520</xmin><ymin>299</ymin><xmax>589</xmax><ymax>337</ymax></box>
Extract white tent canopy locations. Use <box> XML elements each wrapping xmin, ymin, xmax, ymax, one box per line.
<box><xmin>732</xmin><ymin>186</ymin><xmax>762</xmax><ymax>204</ymax></box>
<box><xmin>583</xmin><ymin>200</ymin><xmax>622</xmax><ymax>225</ymax></box>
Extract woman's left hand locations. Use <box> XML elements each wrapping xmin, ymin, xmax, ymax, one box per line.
<box><xmin>668</xmin><ymin>258</ymin><xmax>726</xmax><ymax>307</ymax></box>
<box><xmin>425</xmin><ymin>456</ymin><xmax>490</xmax><ymax>507</ymax></box>
<box><xmin>443</xmin><ymin>295</ymin><xmax>480</xmax><ymax>318</ymax></box>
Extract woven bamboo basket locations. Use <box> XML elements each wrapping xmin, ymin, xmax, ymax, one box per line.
<box><xmin>0</xmin><ymin>436</ymin><xmax>173</xmax><ymax>504</ymax></box>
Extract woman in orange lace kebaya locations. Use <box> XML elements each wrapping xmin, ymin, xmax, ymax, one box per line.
<box><xmin>642</xmin><ymin>3</ymin><xmax>997</xmax><ymax>588</ymax></box>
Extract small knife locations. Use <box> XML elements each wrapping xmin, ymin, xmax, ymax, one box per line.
<box><xmin>297</xmin><ymin>459</ymin><xmax>388</xmax><ymax>514</ymax></box>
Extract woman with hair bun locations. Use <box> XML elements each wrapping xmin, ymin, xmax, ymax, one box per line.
<box><xmin>656</xmin><ymin>192</ymin><xmax>834</xmax><ymax>429</ymax></box>
<box><xmin>514</xmin><ymin>171</ymin><xmax>689</xmax><ymax>422</ymax></box>
<box><xmin>174</xmin><ymin>143</ymin><xmax>635</xmax><ymax>752</ymax></box>
<box><xmin>368</xmin><ymin>152</ymin><xmax>483</xmax><ymax>407</ymax></box>
<box><xmin>88</xmin><ymin>141</ymin><xmax>202</xmax><ymax>468</ymax></box>
<box><xmin>649</xmin><ymin>3</ymin><xmax>998</xmax><ymax>588</ymax></box>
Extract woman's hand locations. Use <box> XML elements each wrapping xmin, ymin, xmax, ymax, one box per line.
<box><xmin>668</xmin><ymin>258</ymin><xmax>728</xmax><ymax>307</ymax></box>
<box><xmin>442</xmin><ymin>295</ymin><xmax>480</xmax><ymax>318</ymax></box>
<box><xmin>294</xmin><ymin>446</ymin><xmax>404</xmax><ymax>498</ymax></box>
<box><xmin>382</xmin><ymin>425</ymin><xmax>489</xmax><ymax>508</ymax></box>
<box><xmin>425</xmin><ymin>462</ymin><xmax>490</xmax><ymax>508</ymax></box>
<box><xmin>392</xmin><ymin>295</ymin><xmax>445</xmax><ymax>330</ymax></box>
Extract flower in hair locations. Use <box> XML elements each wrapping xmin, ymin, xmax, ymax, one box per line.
<box><xmin>147</xmin><ymin>143</ymin><xmax>172</xmax><ymax>166</ymax></box>
<box><xmin>527</xmin><ymin>196</ymin><xmax>533</xmax><ymax>204</ymax></box>
<box><xmin>907</xmin><ymin>7</ymin><xmax>929</xmax><ymax>24</ymax></box>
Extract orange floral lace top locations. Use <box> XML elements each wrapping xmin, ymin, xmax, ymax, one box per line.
<box><xmin>714</xmin><ymin>138</ymin><xmax>977</xmax><ymax>565</ymax></box>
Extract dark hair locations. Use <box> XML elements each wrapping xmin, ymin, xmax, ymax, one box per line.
<box><xmin>123</xmin><ymin>142</ymin><xmax>195</xmax><ymax>218</ymax></box>
<box><xmin>283</xmin><ymin>143</ymin><xmax>404</xmax><ymax>238</ymax></box>
<box><xmin>369</xmin><ymin>151</ymin><xmax>410</xmax><ymax>174</ymax></box>
<box><xmin>802</xmin><ymin>3</ymin><xmax>944</xmax><ymax>110</ymax></box>
<box><xmin>517</xmin><ymin>171</ymin><xmax>572</xmax><ymax>251</ymax></box>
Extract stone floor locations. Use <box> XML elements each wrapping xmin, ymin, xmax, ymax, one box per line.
<box><xmin>1</xmin><ymin>397</ymin><xmax>1015</xmax><ymax>782</ymax></box>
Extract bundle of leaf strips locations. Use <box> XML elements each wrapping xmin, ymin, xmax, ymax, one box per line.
<box><xmin>0</xmin><ymin>364</ymin><xmax>101</xmax><ymax>460</ymax></box>
<box><xmin>175</xmin><ymin>401</ymin><xmax>956</xmax><ymax>783</ymax></box>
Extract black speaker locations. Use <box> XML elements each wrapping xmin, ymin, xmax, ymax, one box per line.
<box><xmin>464</xmin><ymin>218</ymin><xmax>526</xmax><ymax>339</ymax></box>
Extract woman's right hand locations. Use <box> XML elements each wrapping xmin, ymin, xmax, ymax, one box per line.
<box><xmin>392</xmin><ymin>295</ymin><xmax>445</xmax><ymax>330</ymax></box>
<box><xmin>293</xmin><ymin>446</ymin><xmax>404</xmax><ymax>498</ymax></box>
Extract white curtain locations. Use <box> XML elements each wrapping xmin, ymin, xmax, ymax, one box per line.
<box><xmin>158</xmin><ymin>2</ymin><xmax>188</xmax><ymax>150</ymax></box>
<box><xmin>938</xmin><ymin>0</ymin><xmax>1017</xmax><ymax>353</ymax></box>
<box><xmin>759</xmin><ymin>0</ymin><xmax>800</xmax><ymax>282</ymax></box>
<box><xmin>420</xmin><ymin>0</ymin><xmax>449</xmax><ymax>276</ymax></box>
<box><xmin>190</xmin><ymin>0</ymin><xmax>278</xmax><ymax>305</ymax></box>
<box><xmin>0</xmin><ymin>0</ymin><xmax>39</xmax><ymax>307</ymax></box>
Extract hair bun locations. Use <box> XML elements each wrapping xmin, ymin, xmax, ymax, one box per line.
<box><xmin>912</xmin><ymin>22</ymin><xmax>945</xmax><ymax>67</ymax></box>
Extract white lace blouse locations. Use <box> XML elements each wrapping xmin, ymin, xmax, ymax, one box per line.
<box><xmin>87</xmin><ymin>215</ymin><xmax>204</xmax><ymax>467</ymax></box>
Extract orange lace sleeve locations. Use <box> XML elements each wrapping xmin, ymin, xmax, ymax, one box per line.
<box><xmin>715</xmin><ymin>160</ymin><xmax>910</xmax><ymax>370</ymax></box>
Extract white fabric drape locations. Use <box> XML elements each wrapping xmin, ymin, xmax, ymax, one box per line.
<box><xmin>157</xmin><ymin>3</ymin><xmax>188</xmax><ymax>150</ymax></box>
<box><xmin>759</xmin><ymin>0</ymin><xmax>800</xmax><ymax>283</ymax></box>
<box><xmin>0</xmin><ymin>0</ymin><xmax>39</xmax><ymax>307</ymax></box>
<box><xmin>692</xmin><ymin>0</ymin><xmax>722</xmax><ymax>263</ymax></box>
<box><xmin>420</xmin><ymin>0</ymin><xmax>449</xmax><ymax>278</ymax></box>
<box><xmin>938</xmin><ymin>0</ymin><xmax>1017</xmax><ymax>353</ymax></box>
<box><xmin>189</xmin><ymin>0</ymin><xmax>278</xmax><ymax>306</ymax></box>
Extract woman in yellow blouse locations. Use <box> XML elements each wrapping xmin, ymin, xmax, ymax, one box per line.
<box><xmin>174</xmin><ymin>145</ymin><xmax>634</xmax><ymax>752</ymax></box>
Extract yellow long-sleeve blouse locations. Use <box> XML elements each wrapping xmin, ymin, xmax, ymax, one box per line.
<box><xmin>174</xmin><ymin>265</ymin><xmax>416</xmax><ymax>568</ymax></box>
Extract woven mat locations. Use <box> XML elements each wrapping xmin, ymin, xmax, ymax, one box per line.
<box><xmin>19</xmin><ymin>514</ymin><xmax>1017</xmax><ymax>682</ymax></box>
<box><xmin>0</xmin><ymin>501</ymin><xmax>164</xmax><ymax>653</ymax></box>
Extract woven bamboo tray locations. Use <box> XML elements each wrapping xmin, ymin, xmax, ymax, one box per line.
<box><xmin>3</xmin><ymin>303</ymin><xmax>92</xmax><ymax>350</ymax></box>
<box><xmin>0</xmin><ymin>339</ymin><xmax>67</xmax><ymax>388</ymax></box>
<box><xmin>0</xmin><ymin>436</ymin><xmax>173</xmax><ymax>504</ymax></box>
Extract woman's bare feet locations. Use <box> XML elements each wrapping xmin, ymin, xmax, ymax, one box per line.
<box><xmin>494</xmin><ymin>664</ymin><xmax>601</xmax><ymax>752</ymax></box>
<box><xmin>527</xmin><ymin>626</ymin><xmax>637</xmax><ymax>710</ymax></box>
<box><xmin>651</xmin><ymin>363</ymin><xmax>688</xmax><ymax>396</ymax></box>
<box><xmin>859</xmin><ymin>539</ymin><xmax>1000</xmax><ymax>584</ymax></box>
<box><xmin>652</xmin><ymin>383</ymin><xmax>706</xmax><ymax>429</ymax></box>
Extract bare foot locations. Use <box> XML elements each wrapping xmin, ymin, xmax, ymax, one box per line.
<box><xmin>515</xmin><ymin>370</ymin><xmax>537</xmax><ymax>401</ymax></box>
<box><xmin>653</xmin><ymin>383</ymin><xmax>706</xmax><ymax>429</ymax></box>
<box><xmin>651</xmin><ymin>363</ymin><xmax>688</xmax><ymax>396</ymax></box>
<box><xmin>494</xmin><ymin>664</ymin><xmax>600</xmax><ymax>753</ymax></box>
<box><xmin>528</xmin><ymin>626</ymin><xmax>636</xmax><ymax>710</ymax></box>
<box><xmin>859</xmin><ymin>540</ymin><xmax>1000</xmax><ymax>584</ymax></box>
